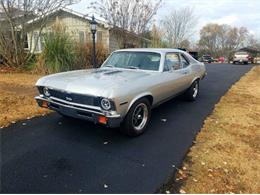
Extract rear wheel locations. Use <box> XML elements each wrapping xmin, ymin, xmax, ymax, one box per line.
<box><xmin>184</xmin><ymin>80</ymin><xmax>200</xmax><ymax>101</ymax></box>
<box><xmin>121</xmin><ymin>98</ymin><xmax>151</xmax><ymax>136</ymax></box>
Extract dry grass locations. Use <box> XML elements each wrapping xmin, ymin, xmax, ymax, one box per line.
<box><xmin>162</xmin><ymin>66</ymin><xmax>260</xmax><ymax>194</ymax></box>
<box><xmin>0</xmin><ymin>73</ymin><xmax>50</xmax><ymax>128</ymax></box>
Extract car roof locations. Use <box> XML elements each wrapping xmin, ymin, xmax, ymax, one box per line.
<box><xmin>114</xmin><ymin>48</ymin><xmax>186</xmax><ymax>54</ymax></box>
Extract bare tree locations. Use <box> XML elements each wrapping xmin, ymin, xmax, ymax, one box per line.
<box><xmin>0</xmin><ymin>0</ymin><xmax>77</xmax><ymax>68</ymax></box>
<box><xmin>88</xmin><ymin>0</ymin><xmax>162</xmax><ymax>48</ymax></box>
<box><xmin>161</xmin><ymin>7</ymin><xmax>197</xmax><ymax>48</ymax></box>
<box><xmin>198</xmin><ymin>23</ymin><xmax>249</xmax><ymax>58</ymax></box>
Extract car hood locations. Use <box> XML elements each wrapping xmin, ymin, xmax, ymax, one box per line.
<box><xmin>36</xmin><ymin>68</ymin><xmax>151</xmax><ymax>97</ymax></box>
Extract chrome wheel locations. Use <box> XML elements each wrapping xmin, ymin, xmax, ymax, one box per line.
<box><xmin>193</xmin><ymin>82</ymin><xmax>198</xmax><ymax>98</ymax></box>
<box><xmin>132</xmin><ymin>103</ymin><xmax>148</xmax><ymax>131</ymax></box>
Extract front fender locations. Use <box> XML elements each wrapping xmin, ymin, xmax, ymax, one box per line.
<box><xmin>126</xmin><ymin>92</ymin><xmax>153</xmax><ymax>113</ymax></box>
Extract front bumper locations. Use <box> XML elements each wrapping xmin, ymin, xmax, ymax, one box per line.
<box><xmin>35</xmin><ymin>96</ymin><xmax>122</xmax><ymax>128</ymax></box>
<box><xmin>233</xmin><ymin>58</ymin><xmax>248</xmax><ymax>63</ymax></box>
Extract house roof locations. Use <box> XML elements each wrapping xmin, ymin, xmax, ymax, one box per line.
<box><xmin>0</xmin><ymin>7</ymin><xmax>28</xmax><ymax>21</ymax></box>
<box><xmin>25</xmin><ymin>8</ymin><xmax>110</xmax><ymax>28</ymax></box>
<box><xmin>25</xmin><ymin>8</ymin><xmax>151</xmax><ymax>42</ymax></box>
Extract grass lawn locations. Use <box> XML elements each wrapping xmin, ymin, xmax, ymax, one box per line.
<box><xmin>0</xmin><ymin>73</ymin><xmax>50</xmax><ymax>128</ymax></box>
<box><xmin>161</xmin><ymin>65</ymin><xmax>260</xmax><ymax>194</ymax></box>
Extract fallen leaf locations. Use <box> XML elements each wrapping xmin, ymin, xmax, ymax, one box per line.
<box><xmin>103</xmin><ymin>141</ymin><xmax>108</xmax><ymax>145</ymax></box>
<box><xmin>22</xmin><ymin>122</ymin><xmax>26</xmax><ymax>126</ymax></box>
<box><xmin>104</xmin><ymin>184</ymin><xmax>108</xmax><ymax>188</ymax></box>
<box><xmin>165</xmin><ymin>190</ymin><xmax>171</xmax><ymax>194</ymax></box>
<box><xmin>179</xmin><ymin>189</ymin><xmax>186</xmax><ymax>194</ymax></box>
<box><xmin>201</xmin><ymin>162</ymin><xmax>206</xmax><ymax>166</ymax></box>
<box><xmin>172</xmin><ymin>164</ymin><xmax>176</xmax><ymax>168</ymax></box>
<box><xmin>224</xmin><ymin>169</ymin><xmax>229</xmax><ymax>173</ymax></box>
<box><xmin>11</xmin><ymin>121</ymin><xmax>16</xmax><ymax>124</ymax></box>
<box><xmin>208</xmin><ymin>173</ymin><xmax>213</xmax><ymax>177</ymax></box>
<box><xmin>192</xmin><ymin>178</ymin><xmax>198</xmax><ymax>182</ymax></box>
<box><xmin>223</xmin><ymin>161</ymin><xmax>227</xmax><ymax>165</ymax></box>
<box><xmin>182</xmin><ymin>166</ymin><xmax>187</xmax><ymax>170</ymax></box>
<box><xmin>208</xmin><ymin>168</ymin><xmax>213</xmax><ymax>172</ymax></box>
<box><xmin>161</xmin><ymin>118</ymin><xmax>167</xmax><ymax>122</ymax></box>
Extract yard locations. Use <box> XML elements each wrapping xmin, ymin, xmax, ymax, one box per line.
<box><xmin>0</xmin><ymin>72</ymin><xmax>49</xmax><ymax>128</ymax></box>
<box><xmin>161</xmin><ymin>65</ymin><xmax>260</xmax><ymax>193</ymax></box>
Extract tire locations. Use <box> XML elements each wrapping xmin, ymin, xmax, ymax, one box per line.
<box><xmin>184</xmin><ymin>80</ymin><xmax>200</xmax><ymax>101</ymax></box>
<box><xmin>121</xmin><ymin>98</ymin><xmax>151</xmax><ymax>136</ymax></box>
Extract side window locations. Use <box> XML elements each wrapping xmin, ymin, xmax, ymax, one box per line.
<box><xmin>180</xmin><ymin>54</ymin><xmax>190</xmax><ymax>68</ymax></box>
<box><xmin>164</xmin><ymin>53</ymin><xmax>181</xmax><ymax>71</ymax></box>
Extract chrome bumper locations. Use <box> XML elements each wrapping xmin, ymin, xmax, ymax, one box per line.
<box><xmin>35</xmin><ymin>96</ymin><xmax>122</xmax><ymax>128</ymax></box>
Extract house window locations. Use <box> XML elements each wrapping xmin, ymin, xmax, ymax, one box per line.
<box><xmin>24</xmin><ymin>34</ymin><xmax>29</xmax><ymax>49</ymax></box>
<box><xmin>33</xmin><ymin>32</ymin><xmax>41</xmax><ymax>52</ymax></box>
<box><xmin>79</xmin><ymin>31</ymin><xmax>85</xmax><ymax>43</ymax></box>
<box><xmin>97</xmin><ymin>31</ymin><xmax>102</xmax><ymax>43</ymax></box>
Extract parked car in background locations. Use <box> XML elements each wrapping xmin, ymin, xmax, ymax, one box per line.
<box><xmin>233</xmin><ymin>51</ymin><xmax>252</xmax><ymax>64</ymax></box>
<box><xmin>253</xmin><ymin>56</ymin><xmax>260</xmax><ymax>64</ymax></box>
<box><xmin>35</xmin><ymin>49</ymin><xmax>206</xmax><ymax>136</ymax></box>
<box><xmin>200</xmin><ymin>55</ymin><xmax>213</xmax><ymax>63</ymax></box>
<box><xmin>218</xmin><ymin>57</ymin><xmax>225</xmax><ymax>63</ymax></box>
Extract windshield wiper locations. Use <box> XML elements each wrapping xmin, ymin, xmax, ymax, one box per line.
<box><xmin>125</xmin><ymin>66</ymin><xmax>139</xmax><ymax>70</ymax></box>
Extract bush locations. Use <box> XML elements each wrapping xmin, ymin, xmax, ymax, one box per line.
<box><xmin>36</xmin><ymin>20</ymin><xmax>108</xmax><ymax>74</ymax></box>
<box><xmin>37</xmin><ymin>21</ymin><xmax>75</xmax><ymax>74</ymax></box>
<box><xmin>74</xmin><ymin>42</ymin><xmax>108</xmax><ymax>69</ymax></box>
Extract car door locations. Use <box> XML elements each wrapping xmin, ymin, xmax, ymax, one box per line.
<box><xmin>178</xmin><ymin>53</ymin><xmax>194</xmax><ymax>91</ymax></box>
<box><xmin>160</xmin><ymin>52</ymin><xmax>187</xmax><ymax>99</ymax></box>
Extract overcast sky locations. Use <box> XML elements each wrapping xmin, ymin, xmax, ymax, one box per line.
<box><xmin>69</xmin><ymin>0</ymin><xmax>260</xmax><ymax>40</ymax></box>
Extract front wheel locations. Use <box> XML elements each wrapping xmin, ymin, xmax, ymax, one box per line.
<box><xmin>121</xmin><ymin>98</ymin><xmax>151</xmax><ymax>136</ymax></box>
<box><xmin>184</xmin><ymin>80</ymin><xmax>200</xmax><ymax>101</ymax></box>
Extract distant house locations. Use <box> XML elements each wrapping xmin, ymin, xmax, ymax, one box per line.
<box><xmin>24</xmin><ymin>8</ymin><xmax>151</xmax><ymax>54</ymax></box>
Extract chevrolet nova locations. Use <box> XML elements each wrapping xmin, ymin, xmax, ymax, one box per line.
<box><xmin>35</xmin><ymin>48</ymin><xmax>206</xmax><ymax>136</ymax></box>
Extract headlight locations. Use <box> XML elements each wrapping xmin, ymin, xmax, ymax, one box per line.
<box><xmin>101</xmin><ymin>98</ymin><xmax>111</xmax><ymax>110</ymax></box>
<box><xmin>43</xmin><ymin>87</ymin><xmax>50</xmax><ymax>97</ymax></box>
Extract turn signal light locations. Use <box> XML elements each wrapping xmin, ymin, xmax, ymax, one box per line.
<box><xmin>98</xmin><ymin>116</ymin><xmax>108</xmax><ymax>124</ymax></box>
<box><xmin>42</xmin><ymin>100</ymin><xmax>48</xmax><ymax>108</ymax></box>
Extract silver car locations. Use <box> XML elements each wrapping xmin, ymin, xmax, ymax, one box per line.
<box><xmin>35</xmin><ymin>49</ymin><xmax>206</xmax><ymax>136</ymax></box>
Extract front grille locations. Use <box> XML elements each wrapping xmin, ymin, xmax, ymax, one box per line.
<box><xmin>48</xmin><ymin>89</ymin><xmax>97</xmax><ymax>106</ymax></box>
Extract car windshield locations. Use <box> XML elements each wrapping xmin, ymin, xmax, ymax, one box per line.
<box><xmin>102</xmin><ymin>51</ymin><xmax>161</xmax><ymax>71</ymax></box>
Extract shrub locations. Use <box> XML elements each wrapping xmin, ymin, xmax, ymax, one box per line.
<box><xmin>36</xmin><ymin>19</ymin><xmax>108</xmax><ymax>74</ymax></box>
<box><xmin>37</xmin><ymin>20</ymin><xmax>75</xmax><ymax>74</ymax></box>
<box><xmin>74</xmin><ymin>42</ymin><xmax>108</xmax><ymax>69</ymax></box>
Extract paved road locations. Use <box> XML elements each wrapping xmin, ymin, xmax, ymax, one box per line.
<box><xmin>0</xmin><ymin>64</ymin><xmax>253</xmax><ymax>193</ymax></box>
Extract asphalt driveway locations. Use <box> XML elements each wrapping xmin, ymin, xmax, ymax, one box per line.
<box><xmin>0</xmin><ymin>64</ymin><xmax>253</xmax><ymax>193</ymax></box>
